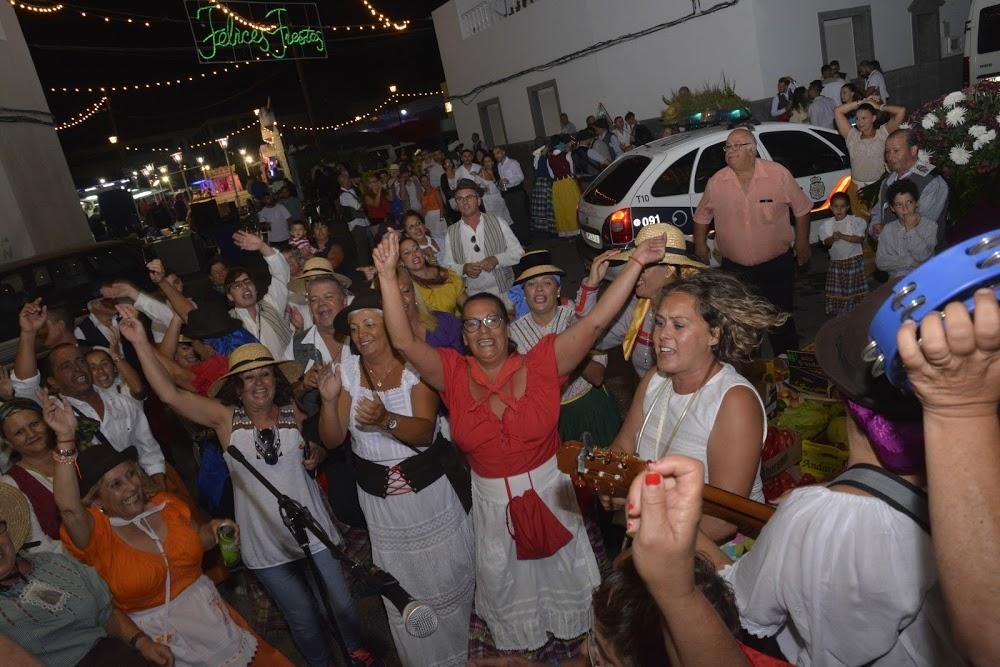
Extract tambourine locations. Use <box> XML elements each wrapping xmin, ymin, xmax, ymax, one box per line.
<box><xmin>866</xmin><ymin>229</ymin><xmax>1000</xmax><ymax>388</ymax></box>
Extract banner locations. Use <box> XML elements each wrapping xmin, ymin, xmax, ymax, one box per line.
<box><xmin>185</xmin><ymin>1</ymin><xmax>326</xmax><ymax>64</ymax></box>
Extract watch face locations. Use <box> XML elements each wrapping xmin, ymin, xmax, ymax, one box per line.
<box><xmin>386</xmin><ymin>417</ymin><xmax>398</xmax><ymax>430</ymax></box>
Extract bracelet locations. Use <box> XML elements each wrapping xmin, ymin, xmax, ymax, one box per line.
<box><xmin>128</xmin><ymin>630</ymin><xmax>148</xmax><ymax>649</ymax></box>
<box><xmin>628</xmin><ymin>255</ymin><xmax>645</xmax><ymax>269</ymax></box>
<box><xmin>55</xmin><ymin>445</ymin><xmax>77</xmax><ymax>457</ymax></box>
<box><xmin>56</xmin><ymin>439</ymin><xmax>75</xmax><ymax>445</ymax></box>
<box><xmin>51</xmin><ymin>450</ymin><xmax>78</xmax><ymax>465</ymax></box>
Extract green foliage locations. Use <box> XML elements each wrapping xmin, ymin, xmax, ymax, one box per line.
<box><xmin>662</xmin><ymin>76</ymin><xmax>751</xmax><ymax>126</ymax></box>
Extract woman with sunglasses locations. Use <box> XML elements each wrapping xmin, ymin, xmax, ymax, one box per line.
<box><xmin>114</xmin><ymin>306</ymin><xmax>376</xmax><ymax>667</ymax></box>
<box><xmin>371</xmin><ymin>231</ymin><xmax>667</xmax><ymax>660</ymax></box>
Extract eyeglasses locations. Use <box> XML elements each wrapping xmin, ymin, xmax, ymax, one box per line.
<box><xmin>470</xmin><ymin>235</ymin><xmax>481</xmax><ymax>253</ymax></box>
<box><xmin>723</xmin><ymin>142</ymin><xmax>754</xmax><ymax>153</ymax></box>
<box><xmin>254</xmin><ymin>427</ymin><xmax>282</xmax><ymax>465</ymax></box>
<box><xmin>454</xmin><ymin>194</ymin><xmax>479</xmax><ymax>204</ymax></box>
<box><xmin>462</xmin><ymin>313</ymin><xmax>504</xmax><ymax>332</ymax></box>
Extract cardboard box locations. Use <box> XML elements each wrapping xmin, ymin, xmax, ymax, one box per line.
<box><xmin>762</xmin><ymin>428</ymin><xmax>803</xmax><ymax>480</ymax></box>
<box><xmin>800</xmin><ymin>439</ymin><xmax>849</xmax><ymax>482</ymax></box>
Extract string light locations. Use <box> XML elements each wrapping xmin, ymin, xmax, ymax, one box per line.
<box><xmin>121</xmin><ymin>117</ymin><xmax>263</xmax><ymax>153</ymax></box>
<box><xmin>9</xmin><ymin>1</ymin><xmax>63</xmax><ymax>14</ymax></box>
<box><xmin>73</xmin><ymin>9</ymin><xmax>153</xmax><ymax>28</ymax></box>
<box><xmin>287</xmin><ymin>90</ymin><xmax>439</xmax><ymax>132</ymax></box>
<box><xmin>359</xmin><ymin>0</ymin><xmax>410</xmax><ymax>30</ymax></box>
<box><xmin>48</xmin><ymin>64</ymin><xmax>243</xmax><ymax>95</ymax></box>
<box><xmin>54</xmin><ymin>96</ymin><xmax>107</xmax><ymax>131</ymax></box>
<box><xmin>208</xmin><ymin>1</ymin><xmax>276</xmax><ymax>32</ymax></box>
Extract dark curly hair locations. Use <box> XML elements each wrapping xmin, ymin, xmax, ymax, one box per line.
<box><xmin>656</xmin><ymin>270</ymin><xmax>789</xmax><ymax>363</ymax></box>
<box><xmin>215</xmin><ymin>365</ymin><xmax>295</xmax><ymax>407</ymax></box>
<box><xmin>886</xmin><ymin>177</ymin><xmax>921</xmax><ymax>206</ymax></box>
<box><xmin>591</xmin><ymin>553</ymin><xmax>741</xmax><ymax>666</ymax></box>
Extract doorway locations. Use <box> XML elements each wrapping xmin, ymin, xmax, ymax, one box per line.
<box><xmin>818</xmin><ymin>6</ymin><xmax>875</xmax><ymax>79</ymax></box>
<box><xmin>477</xmin><ymin>98</ymin><xmax>508</xmax><ymax>148</ymax></box>
<box><xmin>527</xmin><ymin>80</ymin><xmax>563</xmax><ymax>139</ymax></box>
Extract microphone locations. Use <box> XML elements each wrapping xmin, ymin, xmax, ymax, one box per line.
<box><xmin>372</xmin><ymin>570</ymin><xmax>439</xmax><ymax>638</ymax></box>
<box><xmin>225</xmin><ymin>445</ymin><xmax>438</xmax><ymax>637</ymax></box>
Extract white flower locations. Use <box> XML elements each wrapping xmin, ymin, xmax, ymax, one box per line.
<box><xmin>942</xmin><ymin>91</ymin><xmax>967</xmax><ymax>108</ymax></box>
<box><xmin>945</xmin><ymin>106</ymin><xmax>967</xmax><ymax>127</ymax></box>
<box><xmin>969</xmin><ymin>124</ymin><xmax>989</xmax><ymax>139</ymax></box>
<box><xmin>921</xmin><ymin>113</ymin><xmax>939</xmax><ymax>130</ymax></box>
<box><xmin>973</xmin><ymin>129</ymin><xmax>997</xmax><ymax>151</ymax></box>
<box><xmin>950</xmin><ymin>145</ymin><xmax>971</xmax><ymax>165</ymax></box>
<box><xmin>918</xmin><ymin>149</ymin><xmax>933</xmax><ymax>163</ymax></box>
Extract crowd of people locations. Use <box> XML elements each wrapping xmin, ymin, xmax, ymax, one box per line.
<box><xmin>1</xmin><ymin>64</ymin><xmax>997</xmax><ymax>667</ymax></box>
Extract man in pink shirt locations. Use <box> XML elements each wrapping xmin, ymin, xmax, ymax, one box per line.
<box><xmin>692</xmin><ymin>128</ymin><xmax>812</xmax><ymax>354</ymax></box>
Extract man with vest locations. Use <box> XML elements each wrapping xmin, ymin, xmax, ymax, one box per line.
<box><xmin>224</xmin><ymin>230</ymin><xmax>293</xmax><ymax>360</ymax></box>
<box><xmin>441</xmin><ymin>178</ymin><xmax>524</xmax><ymax>307</ymax></box>
<box><xmin>869</xmin><ymin>128</ymin><xmax>949</xmax><ymax>250</ymax></box>
<box><xmin>336</xmin><ymin>169</ymin><xmax>372</xmax><ymax>266</ymax></box>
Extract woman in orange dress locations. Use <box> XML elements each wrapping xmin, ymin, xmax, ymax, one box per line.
<box><xmin>44</xmin><ymin>390</ymin><xmax>292</xmax><ymax>667</ymax></box>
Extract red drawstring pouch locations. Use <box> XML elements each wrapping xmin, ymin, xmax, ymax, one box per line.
<box><xmin>504</xmin><ymin>473</ymin><xmax>572</xmax><ymax>560</ymax></box>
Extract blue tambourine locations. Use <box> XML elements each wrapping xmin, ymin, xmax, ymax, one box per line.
<box><xmin>866</xmin><ymin>229</ymin><xmax>1000</xmax><ymax>389</ymax></box>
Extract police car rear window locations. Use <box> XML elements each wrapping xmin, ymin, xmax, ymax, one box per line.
<box><xmin>583</xmin><ymin>155</ymin><xmax>652</xmax><ymax>206</ymax></box>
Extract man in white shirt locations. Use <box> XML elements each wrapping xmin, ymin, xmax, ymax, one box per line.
<box><xmin>224</xmin><ymin>230</ymin><xmax>293</xmax><ymax>360</ymax></box>
<box><xmin>337</xmin><ymin>170</ymin><xmax>372</xmax><ymax>266</ymax></box>
<box><xmin>13</xmin><ymin>299</ymin><xmax>166</xmax><ymax>484</ymax></box>
<box><xmin>73</xmin><ymin>297</ymin><xmax>121</xmax><ymax>355</ymax></box>
<box><xmin>820</xmin><ymin>65</ymin><xmax>844</xmax><ymax>102</ymax></box>
<box><xmin>807</xmin><ymin>80</ymin><xmax>837</xmax><ymax>129</ymax></box>
<box><xmin>456</xmin><ymin>149</ymin><xmax>481</xmax><ymax>181</ymax></box>
<box><xmin>442</xmin><ymin>179</ymin><xmax>524</xmax><ymax>306</ymax></box>
<box><xmin>425</xmin><ymin>150</ymin><xmax>446</xmax><ymax>189</ymax></box>
<box><xmin>861</xmin><ymin>60</ymin><xmax>889</xmax><ymax>101</ymax></box>
<box><xmin>559</xmin><ymin>113</ymin><xmax>577</xmax><ymax>135</ymax></box>
<box><xmin>587</xmin><ymin>120</ymin><xmax>616</xmax><ymax>170</ymax></box>
<box><xmin>494</xmin><ymin>145</ymin><xmax>532</xmax><ymax>245</ymax></box>
<box><xmin>770</xmin><ymin>77</ymin><xmax>793</xmax><ymax>118</ymax></box>
<box><xmin>612</xmin><ymin>116</ymin><xmax>631</xmax><ymax>151</ymax></box>
<box><xmin>256</xmin><ymin>192</ymin><xmax>292</xmax><ymax>246</ymax></box>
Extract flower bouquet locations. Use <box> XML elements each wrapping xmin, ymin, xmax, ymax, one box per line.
<box><xmin>661</xmin><ymin>77</ymin><xmax>750</xmax><ymax>129</ymax></box>
<box><xmin>912</xmin><ymin>80</ymin><xmax>1000</xmax><ymax>223</ymax></box>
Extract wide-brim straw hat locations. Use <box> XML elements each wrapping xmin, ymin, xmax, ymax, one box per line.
<box><xmin>610</xmin><ymin>223</ymin><xmax>707</xmax><ymax>269</ymax></box>
<box><xmin>0</xmin><ymin>484</ymin><xmax>32</xmax><ymax>553</ymax></box>
<box><xmin>289</xmin><ymin>257</ymin><xmax>353</xmax><ymax>295</ymax></box>
<box><xmin>208</xmin><ymin>343</ymin><xmax>304</xmax><ymax>397</ymax></box>
<box><xmin>513</xmin><ymin>249</ymin><xmax>566</xmax><ymax>285</ymax></box>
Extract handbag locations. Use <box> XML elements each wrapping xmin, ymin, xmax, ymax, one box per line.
<box><xmin>504</xmin><ymin>472</ymin><xmax>572</xmax><ymax>560</ymax></box>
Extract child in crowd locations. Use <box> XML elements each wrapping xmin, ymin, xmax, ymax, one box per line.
<box><xmin>288</xmin><ymin>220</ymin><xmax>315</xmax><ymax>257</ymax></box>
<box><xmin>820</xmin><ymin>192</ymin><xmax>868</xmax><ymax>315</ymax></box>
<box><xmin>875</xmin><ymin>178</ymin><xmax>938</xmax><ymax>280</ymax></box>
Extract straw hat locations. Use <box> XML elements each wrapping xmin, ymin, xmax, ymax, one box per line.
<box><xmin>0</xmin><ymin>484</ymin><xmax>32</xmax><ymax>553</ymax></box>
<box><xmin>610</xmin><ymin>223</ymin><xmax>707</xmax><ymax>269</ymax></box>
<box><xmin>513</xmin><ymin>250</ymin><xmax>566</xmax><ymax>285</ymax></box>
<box><xmin>208</xmin><ymin>343</ymin><xmax>304</xmax><ymax>397</ymax></box>
<box><xmin>289</xmin><ymin>257</ymin><xmax>353</xmax><ymax>295</ymax></box>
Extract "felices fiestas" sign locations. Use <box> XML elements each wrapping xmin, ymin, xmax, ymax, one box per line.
<box><xmin>185</xmin><ymin>1</ymin><xmax>326</xmax><ymax>64</ymax></box>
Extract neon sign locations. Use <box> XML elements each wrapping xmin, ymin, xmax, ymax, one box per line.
<box><xmin>185</xmin><ymin>1</ymin><xmax>326</xmax><ymax>64</ymax></box>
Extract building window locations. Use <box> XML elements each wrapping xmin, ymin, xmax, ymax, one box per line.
<box><xmin>527</xmin><ymin>80</ymin><xmax>563</xmax><ymax>139</ymax></box>
<box><xmin>477</xmin><ymin>98</ymin><xmax>508</xmax><ymax>147</ymax></box>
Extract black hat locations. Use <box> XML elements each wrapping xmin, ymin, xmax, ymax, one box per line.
<box><xmin>814</xmin><ymin>280</ymin><xmax>921</xmax><ymax>419</ymax></box>
<box><xmin>453</xmin><ymin>178</ymin><xmax>484</xmax><ymax>196</ymax></box>
<box><xmin>513</xmin><ymin>250</ymin><xmax>566</xmax><ymax>285</ymax></box>
<box><xmin>333</xmin><ymin>292</ymin><xmax>384</xmax><ymax>338</ymax></box>
<box><xmin>182</xmin><ymin>304</ymin><xmax>244</xmax><ymax>340</ymax></box>
<box><xmin>78</xmin><ymin>445</ymin><xmax>138</xmax><ymax>498</ymax></box>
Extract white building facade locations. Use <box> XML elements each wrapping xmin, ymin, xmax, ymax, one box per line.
<box><xmin>433</xmin><ymin>0</ymin><xmax>971</xmax><ymax>146</ymax></box>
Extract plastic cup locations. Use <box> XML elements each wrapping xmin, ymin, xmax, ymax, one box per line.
<box><xmin>217</xmin><ymin>524</ymin><xmax>241</xmax><ymax>567</ymax></box>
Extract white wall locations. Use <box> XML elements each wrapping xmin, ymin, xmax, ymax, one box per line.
<box><xmin>433</xmin><ymin>0</ymin><xmax>763</xmax><ymax>145</ymax></box>
<box><xmin>0</xmin><ymin>2</ymin><xmax>93</xmax><ymax>264</ymax></box>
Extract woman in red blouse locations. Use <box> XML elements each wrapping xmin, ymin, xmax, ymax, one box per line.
<box><xmin>366</xmin><ymin>231</ymin><xmax>666</xmax><ymax>660</ymax></box>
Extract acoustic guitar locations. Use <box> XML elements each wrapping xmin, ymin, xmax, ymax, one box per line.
<box><xmin>558</xmin><ymin>441</ymin><xmax>776</xmax><ymax>538</ymax></box>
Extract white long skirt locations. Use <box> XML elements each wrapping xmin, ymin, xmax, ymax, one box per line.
<box><xmin>358</xmin><ymin>475</ymin><xmax>475</xmax><ymax>667</ymax></box>
<box><xmin>472</xmin><ymin>455</ymin><xmax>600</xmax><ymax>651</ymax></box>
<box><xmin>482</xmin><ymin>193</ymin><xmax>512</xmax><ymax>222</ymax></box>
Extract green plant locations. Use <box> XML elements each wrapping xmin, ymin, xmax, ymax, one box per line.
<box><xmin>662</xmin><ymin>76</ymin><xmax>750</xmax><ymax>126</ymax></box>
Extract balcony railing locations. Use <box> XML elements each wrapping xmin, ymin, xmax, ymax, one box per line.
<box><xmin>460</xmin><ymin>0</ymin><xmax>539</xmax><ymax>39</ymax></box>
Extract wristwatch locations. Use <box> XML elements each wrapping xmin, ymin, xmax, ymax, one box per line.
<box><xmin>384</xmin><ymin>415</ymin><xmax>398</xmax><ymax>431</ymax></box>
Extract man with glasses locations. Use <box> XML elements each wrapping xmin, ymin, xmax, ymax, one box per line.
<box><xmin>693</xmin><ymin>128</ymin><xmax>812</xmax><ymax>354</ymax></box>
<box><xmin>441</xmin><ymin>178</ymin><xmax>524</xmax><ymax>307</ymax></box>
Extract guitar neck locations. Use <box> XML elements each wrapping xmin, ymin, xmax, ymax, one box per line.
<box><xmin>700</xmin><ymin>483</ymin><xmax>774</xmax><ymax>536</ymax></box>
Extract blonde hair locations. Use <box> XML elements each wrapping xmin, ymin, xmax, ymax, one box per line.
<box><xmin>656</xmin><ymin>270</ymin><xmax>789</xmax><ymax>363</ymax></box>
<box><xmin>395</xmin><ymin>266</ymin><xmax>438</xmax><ymax>332</ymax></box>
<box><xmin>82</xmin><ymin>460</ymin><xmax>157</xmax><ymax>508</ymax></box>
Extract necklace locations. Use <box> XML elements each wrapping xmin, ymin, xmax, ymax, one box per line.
<box><xmin>364</xmin><ymin>360</ymin><xmax>397</xmax><ymax>389</ymax></box>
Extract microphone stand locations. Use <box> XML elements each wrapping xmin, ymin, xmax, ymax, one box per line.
<box><xmin>226</xmin><ymin>446</ymin><xmax>352</xmax><ymax>664</ymax></box>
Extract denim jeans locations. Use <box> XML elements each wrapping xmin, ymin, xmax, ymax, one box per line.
<box><xmin>253</xmin><ymin>548</ymin><xmax>363</xmax><ymax>666</ymax></box>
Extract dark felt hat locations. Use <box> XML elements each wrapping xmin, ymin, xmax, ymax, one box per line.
<box><xmin>333</xmin><ymin>292</ymin><xmax>383</xmax><ymax>338</ymax></box>
<box><xmin>814</xmin><ymin>280</ymin><xmax>922</xmax><ymax>419</ymax></box>
<box><xmin>78</xmin><ymin>445</ymin><xmax>138</xmax><ymax>498</ymax></box>
<box><xmin>182</xmin><ymin>304</ymin><xmax>244</xmax><ymax>340</ymax></box>
<box><xmin>513</xmin><ymin>250</ymin><xmax>565</xmax><ymax>285</ymax></box>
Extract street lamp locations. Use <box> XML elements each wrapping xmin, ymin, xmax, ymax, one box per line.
<box><xmin>216</xmin><ymin>137</ymin><xmax>237</xmax><ymax>197</ymax></box>
<box><xmin>388</xmin><ymin>84</ymin><xmax>397</xmax><ymax>94</ymax></box>
<box><xmin>172</xmin><ymin>151</ymin><xmax>189</xmax><ymax>192</ymax></box>
<box><xmin>196</xmin><ymin>156</ymin><xmax>204</xmax><ymax>165</ymax></box>
<box><xmin>107</xmin><ymin>135</ymin><xmax>118</xmax><ymax>145</ymax></box>
<box><xmin>158</xmin><ymin>165</ymin><xmax>168</xmax><ymax>175</ymax></box>
<box><xmin>241</xmin><ymin>153</ymin><xmax>254</xmax><ymax>178</ymax></box>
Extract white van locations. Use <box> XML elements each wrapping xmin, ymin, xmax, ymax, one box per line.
<box><xmin>964</xmin><ymin>1</ymin><xmax>1000</xmax><ymax>84</ymax></box>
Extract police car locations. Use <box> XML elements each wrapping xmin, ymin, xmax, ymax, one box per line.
<box><xmin>577</xmin><ymin>122</ymin><xmax>852</xmax><ymax>259</ymax></box>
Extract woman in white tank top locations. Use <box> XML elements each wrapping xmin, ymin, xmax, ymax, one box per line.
<box><xmin>609</xmin><ymin>271</ymin><xmax>788</xmax><ymax>541</ymax></box>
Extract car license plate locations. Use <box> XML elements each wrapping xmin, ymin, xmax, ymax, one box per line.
<box><xmin>582</xmin><ymin>230</ymin><xmax>601</xmax><ymax>247</ymax></box>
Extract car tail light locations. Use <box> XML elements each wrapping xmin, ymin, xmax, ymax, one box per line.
<box><xmin>811</xmin><ymin>175</ymin><xmax>852</xmax><ymax>213</ymax></box>
<box><xmin>607</xmin><ymin>208</ymin><xmax>633</xmax><ymax>245</ymax></box>
<box><xmin>963</xmin><ymin>57</ymin><xmax>970</xmax><ymax>88</ymax></box>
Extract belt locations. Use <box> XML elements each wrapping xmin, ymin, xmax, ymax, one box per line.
<box><xmin>502</xmin><ymin>184</ymin><xmax>524</xmax><ymax>193</ymax></box>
